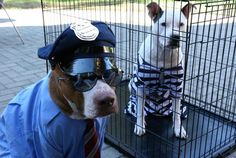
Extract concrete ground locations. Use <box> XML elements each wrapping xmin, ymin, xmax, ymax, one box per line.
<box><xmin>0</xmin><ymin>8</ymin><xmax>235</xmax><ymax>158</ymax></box>
<box><xmin>0</xmin><ymin>8</ymin><xmax>126</xmax><ymax>158</ymax></box>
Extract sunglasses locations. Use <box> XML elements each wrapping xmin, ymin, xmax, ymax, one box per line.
<box><xmin>58</xmin><ymin>54</ymin><xmax>123</xmax><ymax>91</ymax></box>
<box><xmin>58</xmin><ymin>68</ymin><xmax>123</xmax><ymax>92</ymax></box>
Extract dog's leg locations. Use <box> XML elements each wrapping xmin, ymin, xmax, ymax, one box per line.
<box><xmin>134</xmin><ymin>87</ymin><xmax>146</xmax><ymax>136</ymax></box>
<box><xmin>172</xmin><ymin>98</ymin><xmax>187</xmax><ymax>139</ymax></box>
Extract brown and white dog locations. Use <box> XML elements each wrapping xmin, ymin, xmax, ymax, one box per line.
<box><xmin>0</xmin><ymin>21</ymin><xmax>121</xmax><ymax>157</ymax></box>
<box><xmin>50</xmin><ymin>64</ymin><xmax>119</xmax><ymax>119</ymax></box>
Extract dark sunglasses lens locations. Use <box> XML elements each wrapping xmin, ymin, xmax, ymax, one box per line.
<box><xmin>73</xmin><ymin>73</ymin><xmax>97</xmax><ymax>92</ymax></box>
<box><xmin>103</xmin><ymin>69</ymin><xmax>123</xmax><ymax>86</ymax></box>
<box><xmin>70</xmin><ymin>69</ymin><xmax>122</xmax><ymax>91</ymax></box>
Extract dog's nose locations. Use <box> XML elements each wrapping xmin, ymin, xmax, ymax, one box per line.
<box><xmin>96</xmin><ymin>95</ymin><xmax>115</xmax><ymax>107</ymax></box>
<box><xmin>100</xmin><ymin>97</ymin><xmax>114</xmax><ymax>106</ymax></box>
<box><xmin>171</xmin><ymin>35</ymin><xmax>180</xmax><ymax>40</ymax></box>
<box><xmin>169</xmin><ymin>35</ymin><xmax>180</xmax><ymax>47</ymax></box>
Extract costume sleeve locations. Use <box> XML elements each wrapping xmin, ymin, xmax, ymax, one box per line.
<box><xmin>0</xmin><ymin>104</ymin><xmax>33</xmax><ymax>158</ymax></box>
<box><xmin>0</xmin><ymin>114</ymin><xmax>11</xmax><ymax>158</ymax></box>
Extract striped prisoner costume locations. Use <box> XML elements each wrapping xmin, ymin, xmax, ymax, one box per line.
<box><xmin>125</xmin><ymin>55</ymin><xmax>187</xmax><ymax>117</ymax></box>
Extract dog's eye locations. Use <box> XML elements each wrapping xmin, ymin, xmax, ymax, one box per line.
<box><xmin>161</xmin><ymin>22</ymin><xmax>166</xmax><ymax>27</ymax></box>
<box><xmin>180</xmin><ymin>22</ymin><xmax>184</xmax><ymax>27</ymax></box>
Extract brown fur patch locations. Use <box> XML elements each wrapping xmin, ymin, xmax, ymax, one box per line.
<box><xmin>49</xmin><ymin>65</ymin><xmax>84</xmax><ymax>116</ymax></box>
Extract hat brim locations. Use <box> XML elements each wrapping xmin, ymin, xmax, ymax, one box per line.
<box><xmin>38</xmin><ymin>44</ymin><xmax>53</xmax><ymax>60</ymax></box>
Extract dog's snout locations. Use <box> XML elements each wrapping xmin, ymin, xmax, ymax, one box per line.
<box><xmin>94</xmin><ymin>91</ymin><xmax>116</xmax><ymax>107</ymax></box>
<box><xmin>98</xmin><ymin>96</ymin><xmax>115</xmax><ymax>107</ymax></box>
<box><xmin>171</xmin><ymin>35</ymin><xmax>180</xmax><ymax>41</ymax></box>
<box><xmin>169</xmin><ymin>35</ymin><xmax>180</xmax><ymax>48</ymax></box>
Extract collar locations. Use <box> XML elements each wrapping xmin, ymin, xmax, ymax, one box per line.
<box><xmin>41</xmin><ymin>72</ymin><xmax>61</xmax><ymax>125</ymax></box>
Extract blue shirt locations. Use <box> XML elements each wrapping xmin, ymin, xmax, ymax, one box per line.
<box><xmin>0</xmin><ymin>73</ymin><xmax>107</xmax><ymax>158</ymax></box>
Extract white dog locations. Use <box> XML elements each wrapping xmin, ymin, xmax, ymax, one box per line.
<box><xmin>125</xmin><ymin>2</ymin><xmax>194</xmax><ymax>139</ymax></box>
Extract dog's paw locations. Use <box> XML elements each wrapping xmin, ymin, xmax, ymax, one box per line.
<box><xmin>174</xmin><ymin>126</ymin><xmax>188</xmax><ymax>139</ymax></box>
<box><xmin>134</xmin><ymin>123</ymin><xmax>146</xmax><ymax>136</ymax></box>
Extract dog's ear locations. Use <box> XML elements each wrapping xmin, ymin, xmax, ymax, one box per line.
<box><xmin>147</xmin><ymin>2</ymin><xmax>163</xmax><ymax>21</ymax></box>
<box><xmin>181</xmin><ymin>3</ymin><xmax>195</xmax><ymax>19</ymax></box>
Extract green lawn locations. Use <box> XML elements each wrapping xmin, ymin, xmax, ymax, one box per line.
<box><xmin>4</xmin><ymin>0</ymin><xmax>221</xmax><ymax>9</ymax></box>
<box><xmin>4</xmin><ymin>0</ymin><xmax>146</xmax><ymax>8</ymax></box>
<box><xmin>4</xmin><ymin>0</ymin><xmax>41</xmax><ymax>8</ymax></box>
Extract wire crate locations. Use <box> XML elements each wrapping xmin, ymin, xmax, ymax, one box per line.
<box><xmin>41</xmin><ymin>0</ymin><xmax>236</xmax><ymax>157</ymax></box>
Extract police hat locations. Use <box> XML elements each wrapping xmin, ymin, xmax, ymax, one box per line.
<box><xmin>38</xmin><ymin>21</ymin><xmax>116</xmax><ymax>68</ymax></box>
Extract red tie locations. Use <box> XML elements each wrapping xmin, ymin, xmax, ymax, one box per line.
<box><xmin>84</xmin><ymin>119</ymin><xmax>100</xmax><ymax>158</ymax></box>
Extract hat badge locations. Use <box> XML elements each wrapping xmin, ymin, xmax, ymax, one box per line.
<box><xmin>70</xmin><ymin>21</ymin><xmax>99</xmax><ymax>41</ymax></box>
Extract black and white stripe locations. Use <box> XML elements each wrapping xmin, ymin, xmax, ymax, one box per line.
<box><xmin>125</xmin><ymin>55</ymin><xmax>187</xmax><ymax>117</ymax></box>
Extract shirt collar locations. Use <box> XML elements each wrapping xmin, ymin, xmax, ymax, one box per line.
<box><xmin>41</xmin><ymin>72</ymin><xmax>61</xmax><ymax>125</ymax></box>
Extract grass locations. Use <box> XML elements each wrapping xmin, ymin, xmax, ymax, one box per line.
<box><xmin>4</xmin><ymin>0</ymin><xmax>225</xmax><ymax>9</ymax></box>
<box><xmin>4</xmin><ymin>0</ymin><xmax>41</xmax><ymax>8</ymax></box>
<box><xmin>3</xmin><ymin>0</ymin><xmax>150</xmax><ymax>9</ymax></box>
<box><xmin>4</xmin><ymin>0</ymin><xmax>172</xmax><ymax>8</ymax></box>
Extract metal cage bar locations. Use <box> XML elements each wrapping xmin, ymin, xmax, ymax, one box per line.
<box><xmin>41</xmin><ymin>0</ymin><xmax>236</xmax><ymax>157</ymax></box>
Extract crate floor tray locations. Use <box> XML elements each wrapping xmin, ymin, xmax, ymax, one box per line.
<box><xmin>106</xmin><ymin>80</ymin><xmax>236</xmax><ymax>158</ymax></box>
